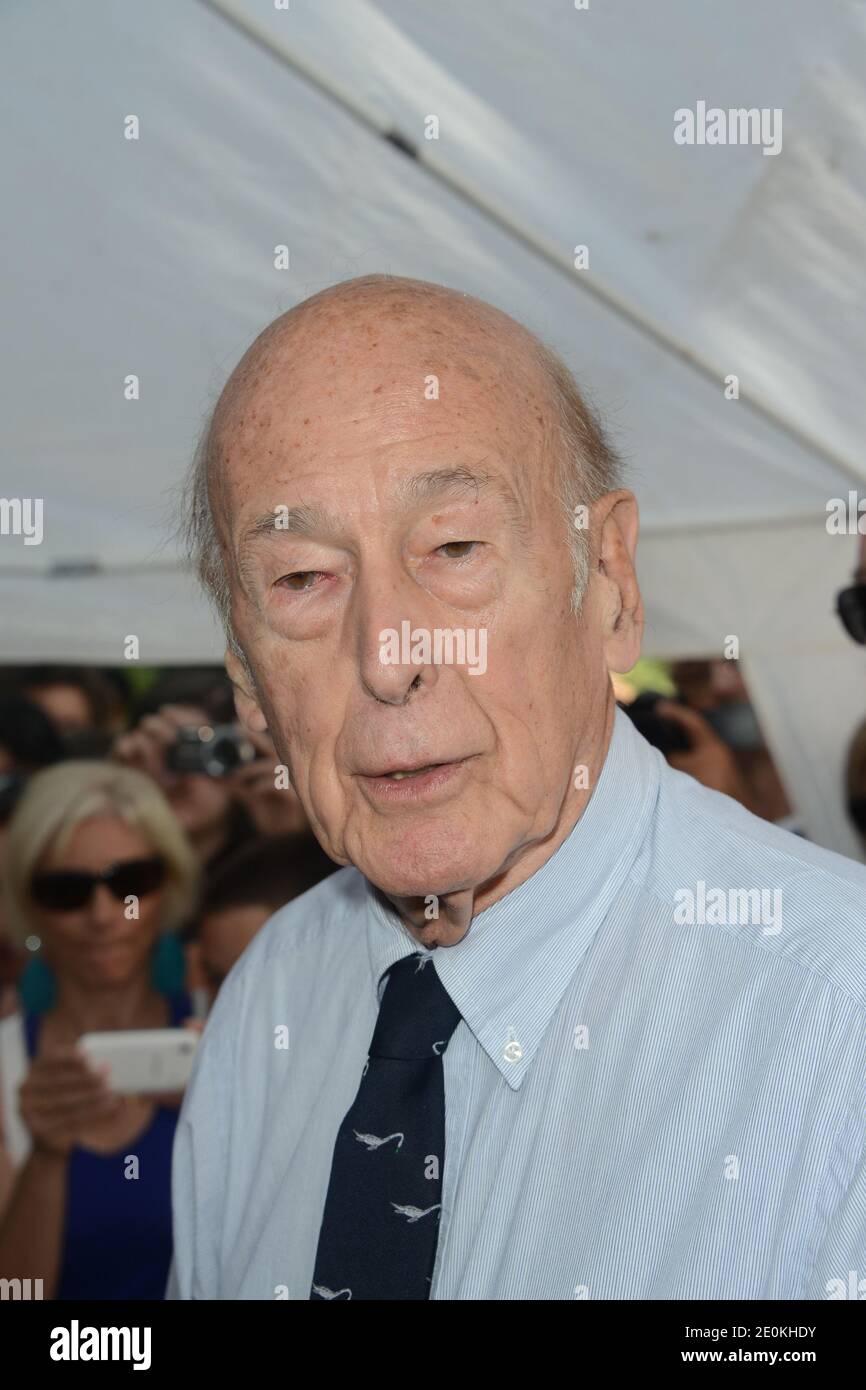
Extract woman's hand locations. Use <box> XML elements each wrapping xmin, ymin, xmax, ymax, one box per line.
<box><xmin>18</xmin><ymin>1045</ymin><xmax>123</xmax><ymax>1158</ymax></box>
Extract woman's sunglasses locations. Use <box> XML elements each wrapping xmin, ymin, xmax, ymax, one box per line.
<box><xmin>30</xmin><ymin>856</ymin><xmax>167</xmax><ymax>912</ymax></box>
<box><xmin>837</xmin><ymin>584</ymin><xmax>866</xmax><ymax>644</ymax></box>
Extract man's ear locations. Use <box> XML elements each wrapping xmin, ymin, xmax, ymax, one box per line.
<box><xmin>592</xmin><ymin>490</ymin><xmax>643</xmax><ymax>673</ymax></box>
<box><xmin>225</xmin><ymin>647</ymin><xmax>268</xmax><ymax>733</ymax></box>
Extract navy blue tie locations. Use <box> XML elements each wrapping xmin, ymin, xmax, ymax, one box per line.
<box><xmin>310</xmin><ymin>952</ymin><xmax>462</xmax><ymax>1301</ymax></box>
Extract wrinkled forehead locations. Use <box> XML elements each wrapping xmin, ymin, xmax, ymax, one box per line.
<box><xmin>207</xmin><ymin>297</ymin><xmax>559</xmax><ymax>531</ymax></box>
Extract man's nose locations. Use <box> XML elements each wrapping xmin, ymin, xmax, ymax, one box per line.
<box><xmin>353</xmin><ymin>571</ymin><xmax>440</xmax><ymax>705</ymax></box>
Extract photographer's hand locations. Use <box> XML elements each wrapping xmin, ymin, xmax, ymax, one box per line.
<box><xmin>112</xmin><ymin>703</ymin><xmax>209</xmax><ymax>791</ymax></box>
<box><xmin>226</xmin><ymin>727</ymin><xmax>308</xmax><ymax>836</ymax></box>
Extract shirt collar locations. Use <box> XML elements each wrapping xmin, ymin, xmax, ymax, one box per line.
<box><xmin>364</xmin><ymin>705</ymin><xmax>661</xmax><ymax>1090</ymax></box>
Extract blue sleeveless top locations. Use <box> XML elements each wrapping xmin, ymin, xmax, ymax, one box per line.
<box><xmin>23</xmin><ymin>991</ymin><xmax>190</xmax><ymax>1301</ymax></box>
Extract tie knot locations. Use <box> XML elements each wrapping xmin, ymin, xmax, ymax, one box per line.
<box><xmin>370</xmin><ymin>954</ymin><xmax>462</xmax><ymax>1060</ymax></box>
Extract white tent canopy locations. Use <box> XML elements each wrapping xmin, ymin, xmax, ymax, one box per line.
<box><xmin>2</xmin><ymin>0</ymin><xmax>866</xmax><ymax>856</ymax></box>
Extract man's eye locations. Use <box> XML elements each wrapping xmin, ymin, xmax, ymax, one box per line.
<box><xmin>277</xmin><ymin>571</ymin><xmax>324</xmax><ymax>592</ymax></box>
<box><xmin>436</xmin><ymin>541</ymin><xmax>479</xmax><ymax>559</ymax></box>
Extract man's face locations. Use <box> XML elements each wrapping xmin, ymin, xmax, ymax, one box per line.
<box><xmin>217</xmin><ymin>297</ymin><xmax>633</xmax><ymax>908</ymax></box>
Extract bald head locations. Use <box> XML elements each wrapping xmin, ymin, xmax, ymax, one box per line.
<box><xmin>209</xmin><ymin>275</ymin><xmax>537</xmax><ymax>448</ymax></box>
<box><xmin>185</xmin><ymin>274</ymin><xmax>621</xmax><ymax>645</ymax></box>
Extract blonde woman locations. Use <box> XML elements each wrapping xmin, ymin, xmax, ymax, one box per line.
<box><xmin>0</xmin><ymin>761</ymin><xmax>199</xmax><ymax>1299</ymax></box>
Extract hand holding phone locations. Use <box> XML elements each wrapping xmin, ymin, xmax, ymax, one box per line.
<box><xmin>19</xmin><ymin>1043</ymin><xmax>124</xmax><ymax>1157</ymax></box>
<box><xmin>78</xmin><ymin>1027</ymin><xmax>199</xmax><ymax>1096</ymax></box>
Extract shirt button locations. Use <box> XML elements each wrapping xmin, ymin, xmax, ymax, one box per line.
<box><xmin>503</xmin><ymin>1037</ymin><xmax>523</xmax><ymax>1063</ymax></box>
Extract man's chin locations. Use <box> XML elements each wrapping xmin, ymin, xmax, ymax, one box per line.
<box><xmin>350</xmin><ymin>817</ymin><xmax>505</xmax><ymax>903</ymax></box>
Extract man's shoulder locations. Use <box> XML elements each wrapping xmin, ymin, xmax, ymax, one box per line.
<box><xmin>215</xmin><ymin>862</ymin><xmax>368</xmax><ymax>1003</ymax></box>
<box><xmin>638</xmin><ymin>761</ymin><xmax>866</xmax><ymax>1006</ymax></box>
<box><xmin>183</xmin><ymin>865</ymin><xmax>372</xmax><ymax>1104</ymax></box>
<box><xmin>249</xmin><ymin>862</ymin><xmax>366</xmax><ymax>959</ymax></box>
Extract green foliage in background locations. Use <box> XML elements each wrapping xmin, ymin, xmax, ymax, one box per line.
<box><xmin>618</xmin><ymin>658</ymin><xmax>676</xmax><ymax>696</ymax></box>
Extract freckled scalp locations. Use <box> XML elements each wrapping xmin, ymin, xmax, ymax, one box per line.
<box><xmin>211</xmin><ymin>275</ymin><xmax>544</xmax><ymax>455</ymax></box>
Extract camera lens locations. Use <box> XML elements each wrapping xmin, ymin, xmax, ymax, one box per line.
<box><xmin>208</xmin><ymin>736</ymin><xmax>242</xmax><ymax>776</ymax></box>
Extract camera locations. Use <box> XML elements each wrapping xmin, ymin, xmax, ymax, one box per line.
<box><xmin>619</xmin><ymin>694</ymin><xmax>691</xmax><ymax>756</ymax></box>
<box><xmin>165</xmin><ymin>724</ymin><xmax>257</xmax><ymax>778</ymax></box>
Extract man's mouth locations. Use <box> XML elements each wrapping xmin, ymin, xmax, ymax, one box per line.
<box><xmin>382</xmin><ymin>763</ymin><xmax>443</xmax><ymax>781</ymax></box>
<box><xmin>357</xmin><ymin>756</ymin><xmax>473</xmax><ymax>802</ymax></box>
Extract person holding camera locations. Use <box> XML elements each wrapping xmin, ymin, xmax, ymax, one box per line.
<box><xmin>112</xmin><ymin>703</ymin><xmax>254</xmax><ymax>874</ymax></box>
<box><xmin>112</xmin><ymin>702</ymin><xmax>308</xmax><ymax>879</ymax></box>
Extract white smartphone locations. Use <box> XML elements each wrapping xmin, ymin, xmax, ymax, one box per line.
<box><xmin>78</xmin><ymin>1028</ymin><xmax>199</xmax><ymax>1095</ymax></box>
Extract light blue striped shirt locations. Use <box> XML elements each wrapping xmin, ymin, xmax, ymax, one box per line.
<box><xmin>167</xmin><ymin>708</ymin><xmax>866</xmax><ymax>1299</ymax></box>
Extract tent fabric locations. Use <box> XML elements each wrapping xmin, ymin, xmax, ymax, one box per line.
<box><xmin>2</xmin><ymin>0</ymin><xmax>865</xmax><ymax>856</ymax></box>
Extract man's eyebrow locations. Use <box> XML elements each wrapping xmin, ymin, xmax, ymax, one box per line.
<box><xmin>393</xmin><ymin>465</ymin><xmax>525</xmax><ymax>526</ymax></box>
<box><xmin>235</xmin><ymin>503</ymin><xmax>338</xmax><ymax>596</ymax></box>
<box><xmin>237</xmin><ymin>467</ymin><xmax>526</xmax><ymax>559</ymax></box>
<box><xmin>239</xmin><ymin>502</ymin><xmax>338</xmax><ymax>551</ymax></box>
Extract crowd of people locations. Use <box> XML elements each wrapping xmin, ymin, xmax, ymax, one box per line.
<box><xmin>0</xmin><ymin>664</ymin><xmax>337</xmax><ymax>1299</ymax></box>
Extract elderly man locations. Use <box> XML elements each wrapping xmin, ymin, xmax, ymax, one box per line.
<box><xmin>168</xmin><ymin>275</ymin><xmax>866</xmax><ymax>1300</ymax></box>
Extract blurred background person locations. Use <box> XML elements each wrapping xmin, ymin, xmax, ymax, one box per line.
<box><xmin>0</xmin><ymin>663</ymin><xmax>314</xmax><ymax>1012</ymax></box>
<box><xmin>112</xmin><ymin>700</ymin><xmax>256</xmax><ymax>877</ymax></box>
<box><xmin>114</xmin><ymin>667</ymin><xmax>308</xmax><ymax>869</ymax></box>
<box><xmin>226</xmin><ymin>727</ymin><xmax>309</xmax><ymax>839</ymax></box>
<box><xmin>3</xmin><ymin>665</ymin><xmax>119</xmax><ymax>740</ymax></box>
<box><xmin>127</xmin><ymin>668</ymin><xmax>309</xmax><ymax>838</ymax></box>
<box><xmin>620</xmin><ymin>658</ymin><xmax>802</xmax><ymax>832</ymax></box>
<box><xmin>0</xmin><ymin>696</ymin><xmax>66</xmax><ymax>1018</ymax></box>
<box><xmin>670</xmin><ymin>658</ymin><xmax>794</xmax><ymax>825</ymax></box>
<box><xmin>836</xmin><ymin>530</ymin><xmax>866</xmax><ymax>646</ymax></box>
<box><xmin>0</xmin><ymin>693</ymin><xmax>66</xmax><ymax>779</ymax></box>
<box><xmin>0</xmin><ymin>761</ymin><xmax>198</xmax><ymax>1299</ymax></box>
<box><xmin>845</xmin><ymin>718</ymin><xmax>866</xmax><ymax>855</ymax></box>
<box><xmin>186</xmin><ymin>833</ymin><xmax>338</xmax><ymax>1008</ymax></box>
<box><xmin>836</xmin><ymin>535</ymin><xmax>866</xmax><ymax>854</ymax></box>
